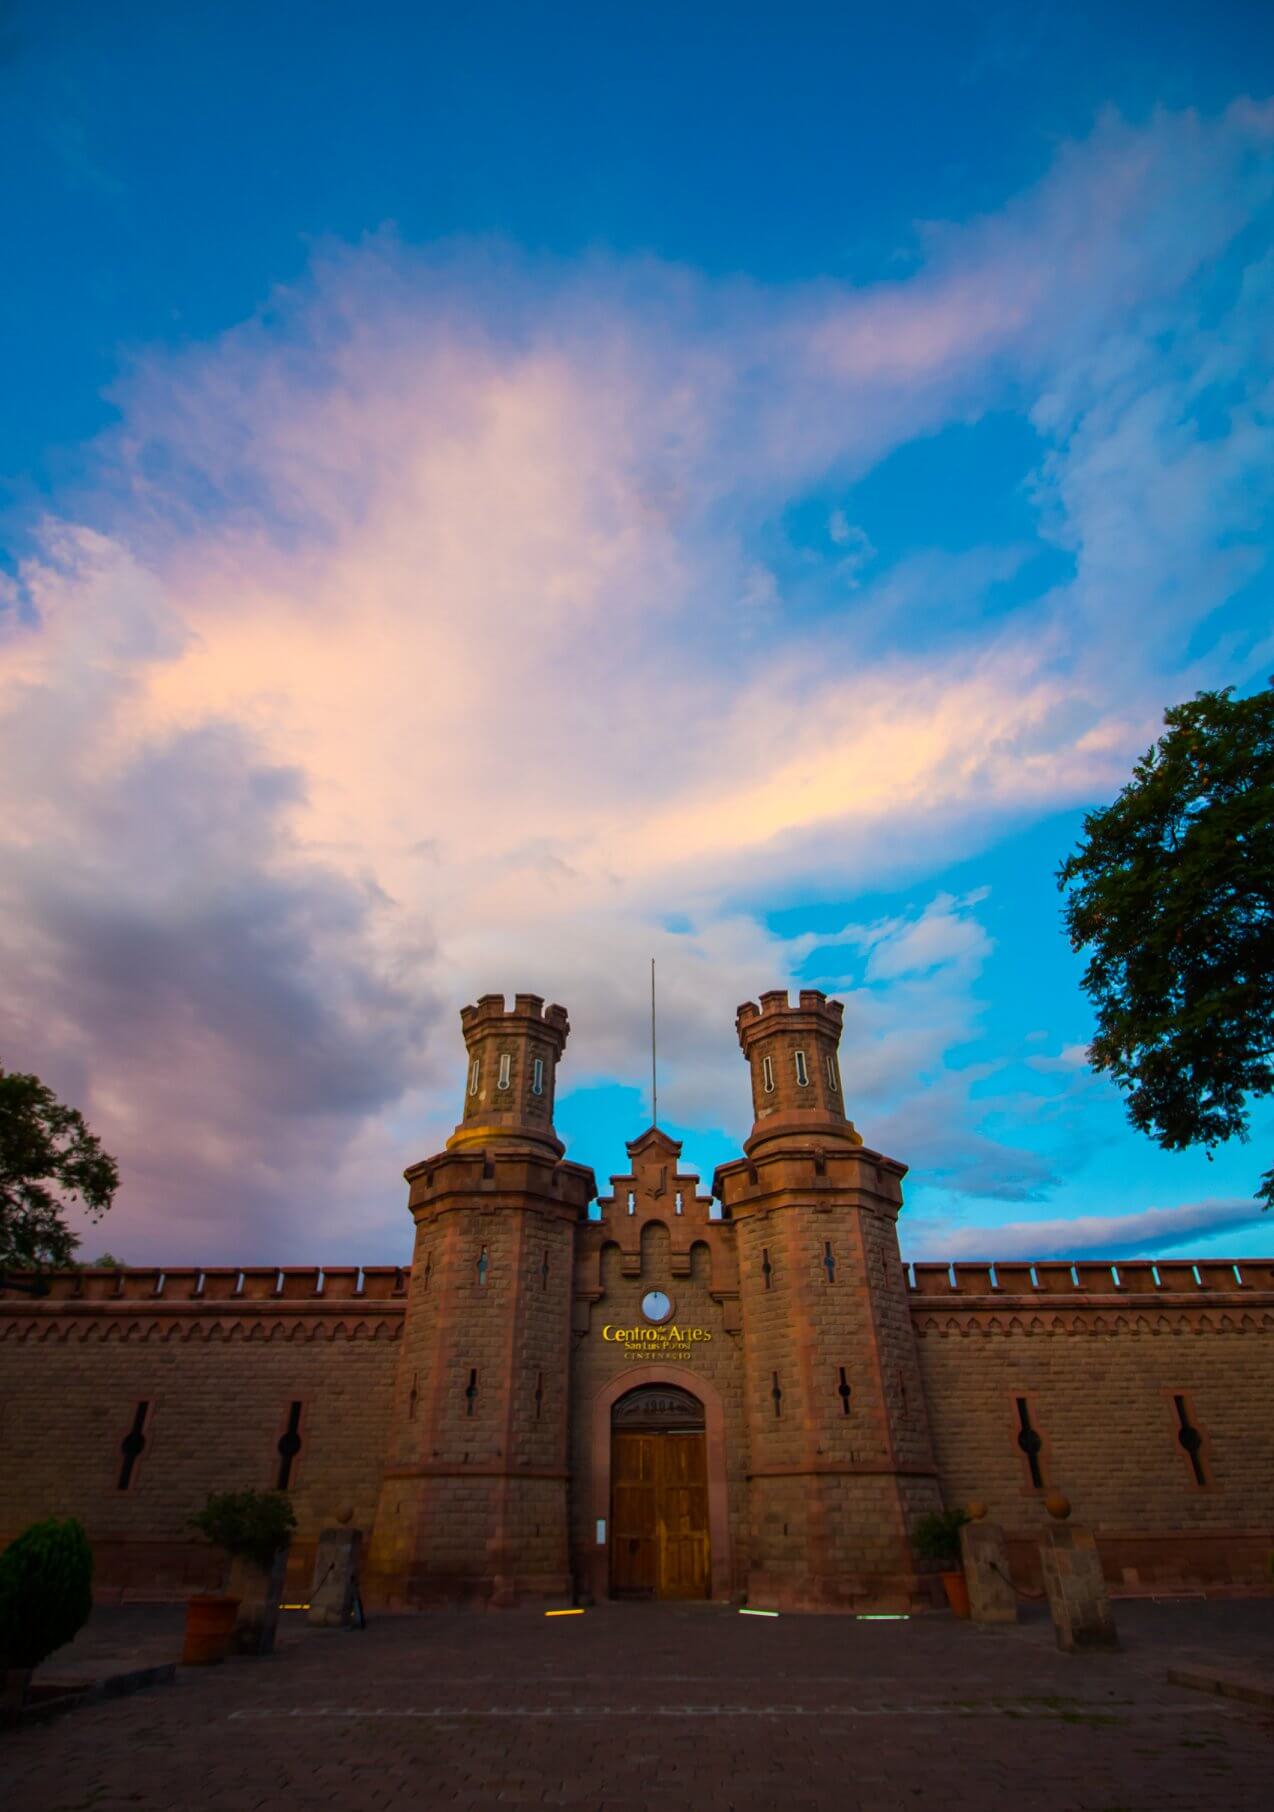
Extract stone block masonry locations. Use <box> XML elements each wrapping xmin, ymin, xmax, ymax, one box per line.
<box><xmin>909</xmin><ymin>1259</ymin><xmax>1274</xmax><ymax>1594</ymax></box>
<box><xmin>0</xmin><ymin>1267</ymin><xmax>404</xmax><ymax>1601</ymax></box>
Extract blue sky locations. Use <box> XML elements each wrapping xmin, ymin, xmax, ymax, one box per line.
<box><xmin>1</xmin><ymin>0</ymin><xmax>1272</xmax><ymax>1265</ymax></box>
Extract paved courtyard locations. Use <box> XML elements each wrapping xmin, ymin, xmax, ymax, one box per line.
<box><xmin>7</xmin><ymin>1598</ymin><xmax>1273</xmax><ymax>1810</ymax></box>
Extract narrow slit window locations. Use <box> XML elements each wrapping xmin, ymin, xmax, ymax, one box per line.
<box><xmin>675</xmin><ymin>1191</ymin><xmax>684</xmax><ymax>1214</ymax></box>
<box><xmin>826</xmin><ymin>1053</ymin><xmax>839</xmax><ymax>1093</ymax></box>
<box><xmin>823</xmin><ymin>1241</ymin><xmax>836</xmax><ymax>1283</ymax></box>
<box><xmin>837</xmin><ymin>1368</ymin><xmax>851</xmax><ymax>1415</ymax></box>
<box><xmin>771</xmin><ymin>1371</ymin><xmax>783</xmax><ymax>1417</ymax></box>
<box><xmin>794</xmin><ymin>1049</ymin><xmax>809</xmax><ymax>1087</ymax></box>
<box><xmin>1174</xmin><ymin>1395</ymin><xmax>1207</xmax><ymax>1485</ymax></box>
<box><xmin>540</xmin><ymin>1247</ymin><xmax>550</xmax><ymax>1290</ymax></box>
<box><xmin>532</xmin><ymin>1056</ymin><xmax>544</xmax><ymax>1096</ymax></box>
<box><xmin>422</xmin><ymin>1251</ymin><xmax>432</xmax><ymax>1290</ymax></box>
<box><xmin>468</xmin><ymin>1058</ymin><xmax>480</xmax><ymax>1097</ymax></box>
<box><xmin>497</xmin><ymin>1052</ymin><xmax>512</xmax><ymax>1091</ymax></box>
<box><xmin>627</xmin><ymin>1191</ymin><xmax>636</xmax><ymax>1214</ymax></box>
<box><xmin>465</xmin><ymin>1369</ymin><xmax>478</xmax><ymax>1417</ymax></box>
<box><xmin>117</xmin><ymin>1401</ymin><xmax>150</xmax><ymax>1491</ymax></box>
<box><xmin>761</xmin><ymin>1054</ymin><xmax>775</xmax><ymax>1093</ymax></box>
<box><xmin>408</xmin><ymin>1372</ymin><xmax>419</xmax><ymax>1420</ymax></box>
<box><xmin>761</xmin><ymin>1247</ymin><xmax>773</xmax><ymax>1290</ymax></box>
<box><xmin>476</xmin><ymin>1246</ymin><xmax>489</xmax><ymax>1286</ymax></box>
<box><xmin>276</xmin><ymin>1401</ymin><xmax>303</xmax><ymax>1490</ymax></box>
<box><xmin>1015</xmin><ymin>1397</ymin><xmax>1044</xmax><ymax>1489</ymax></box>
<box><xmin>535</xmin><ymin>1371</ymin><xmax>544</xmax><ymax>1420</ymax></box>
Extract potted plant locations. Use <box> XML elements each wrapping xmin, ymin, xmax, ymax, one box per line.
<box><xmin>913</xmin><ymin>1508</ymin><xmax>971</xmax><ymax>1617</ymax></box>
<box><xmin>0</xmin><ymin>1516</ymin><xmax>93</xmax><ymax>1725</ymax></box>
<box><xmin>186</xmin><ymin>1490</ymin><xmax>296</xmax><ymax>1661</ymax></box>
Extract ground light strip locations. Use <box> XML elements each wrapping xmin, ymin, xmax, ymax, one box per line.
<box><xmin>739</xmin><ymin>1608</ymin><xmax>778</xmax><ymax>1616</ymax></box>
<box><xmin>544</xmin><ymin>1608</ymin><xmax>585</xmax><ymax>1616</ymax></box>
<box><xmin>857</xmin><ymin>1614</ymin><xmax>909</xmax><ymax>1620</ymax></box>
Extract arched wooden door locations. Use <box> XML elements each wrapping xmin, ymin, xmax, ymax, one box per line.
<box><xmin>609</xmin><ymin>1385</ymin><xmax>710</xmax><ymax>1600</ymax></box>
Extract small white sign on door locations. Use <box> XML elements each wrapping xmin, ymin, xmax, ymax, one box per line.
<box><xmin>595</xmin><ymin>1519</ymin><xmax>606</xmax><ymax>1545</ymax></box>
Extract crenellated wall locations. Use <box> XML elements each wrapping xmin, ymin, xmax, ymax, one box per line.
<box><xmin>0</xmin><ymin>1266</ymin><xmax>406</xmax><ymax>1600</ymax></box>
<box><xmin>907</xmin><ymin>1258</ymin><xmax>1274</xmax><ymax>1593</ymax></box>
<box><xmin>4</xmin><ymin>1248</ymin><xmax>1274</xmax><ymax>1603</ymax></box>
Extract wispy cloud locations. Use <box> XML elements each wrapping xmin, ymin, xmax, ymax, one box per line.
<box><xmin>905</xmin><ymin>1197</ymin><xmax>1270</xmax><ymax>1261</ymax></box>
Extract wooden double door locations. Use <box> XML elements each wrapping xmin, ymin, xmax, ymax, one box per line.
<box><xmin>610</xmin><ymin>1430</ymin><xmax>710</xmax><ymax>1599</ymax></box>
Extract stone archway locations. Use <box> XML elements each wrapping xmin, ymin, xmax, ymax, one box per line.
<box><xmin>587</xmin><ymin>1363</ymin><xmax>732</xmax><ymax>1602</ymax></box>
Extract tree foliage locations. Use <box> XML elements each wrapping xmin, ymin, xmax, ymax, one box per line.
<box><xmin>1057</xmin><ymin>682</ymin><xmax>1274</xmax><ymax>1209</ymax></box>
<box><xmin>189</xmin><ymin>1491</ymin><xmax>297</xmax><ymax>1570</ymax></box>
<box><xmin>0</xmin><ymin>1070</ymin><xmax>120</xmax><ymax>1269</ymax></box>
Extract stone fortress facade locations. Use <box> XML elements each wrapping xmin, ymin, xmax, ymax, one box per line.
<box><xmin>2</xmin><ymin>990</ymin><xmax>1272</xmax><ymax>1610</ymax></box>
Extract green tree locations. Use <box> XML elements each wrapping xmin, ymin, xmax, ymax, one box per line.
<box><xmin>1057</xmin><ymin>682</ymin><xmax>1274</xmax><ymax>1209</ymax></box>
<box><xmin>0</xmin><ymin>1070</ymin><xmax>120</xmax><ymax>1269</ymax></box>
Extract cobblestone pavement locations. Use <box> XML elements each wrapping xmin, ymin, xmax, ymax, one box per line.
<box><xmin>8</xmin><ymin>1599</ymin><xmax>1273</xmax><ymax>1810</ymax></box>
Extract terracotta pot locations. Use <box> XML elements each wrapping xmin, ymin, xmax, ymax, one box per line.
<box><xmin>181</xmin><ymin>1594</ymin><xmax>241</xmax><ymax>1664</ymax></box>
<box><xmin>941</xmin><ymin>1570</ymin><xmax>971</xmax><ymax>1618</ymax></box>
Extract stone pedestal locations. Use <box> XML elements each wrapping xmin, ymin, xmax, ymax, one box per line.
<box><xmin>1040</xmin><ymin>1524</ymin><xmax>1118</xmax><ymax>1652</ymax></box>
<box><xmin>959</xmin><ymin>1520</ymin><xmax>1017</xmax><ymax>1624</ymax></box>
<box><xmin>308</xmin><ymin>1528</ymin><xmax>363</xmax><ymax>1628</ymax></box>
<box><xmin>229</xmin><ymin>1547</ymin><xmax>289</xmax><ymax>1655</ymax></box>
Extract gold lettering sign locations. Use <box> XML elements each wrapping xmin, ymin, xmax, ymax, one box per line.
<box><xmin>601</xmin><ymin>1324</ymin><xmax>713</xmax><ymax>1361</ymax></box>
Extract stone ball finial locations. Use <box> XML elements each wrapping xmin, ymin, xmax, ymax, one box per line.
<box><xmin>1044</xmin><ymin>1491</ymin><xmax>1072</xmax><ymax>1521</ymax></box>
<box><xmin>966</xmin><ymin>1500</ymin><xmax>988</xmax><ymax>1522</ymax></box>
<box><xmin>335</xmin><ymin>1504</ymin><xmax>354</xmax><ymax>1526</ymax></box>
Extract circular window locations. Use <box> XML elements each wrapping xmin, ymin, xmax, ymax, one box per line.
<box><xmin>641</xmin><ymin>1290</ymin><xmax>673</xmax><ymax>1324</ymax></box>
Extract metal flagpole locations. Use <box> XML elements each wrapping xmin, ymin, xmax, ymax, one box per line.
<box><xmin>651</xmin><ymin>957</ymin><xmax>658</xmax><ymax>1129</ymax></box>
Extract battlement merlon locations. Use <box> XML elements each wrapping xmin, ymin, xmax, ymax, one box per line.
<box><xmin>0</xmin><ymin>1265</ymin><xmax>410</xmax><ymax>1304</ymax></box>
<box><xmin>736</xmin><ymin>989</ymin><xmax>845</xmax><ymax>1050</ymax></box>
<box><xmin>459</xmin><ymin>993</ymin><xmax>571</xmax><ymax>1050</ymax></box>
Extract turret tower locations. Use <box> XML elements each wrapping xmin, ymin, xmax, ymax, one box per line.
<box><xmin>450</xmin><ymin>992</ymin><xmax>570</xmax><ymax>1153</ymax></box>
<box><xmin>368</xmin><ymin>994</ymin><xmax>595</xmax><ymax>1606</ymax></box>
<box><xmin>715</xmin><ymin>988</ymin><xmax>941</xmax><ymax>1612</ymax></box>
<box><xmin>736</xmin><ymin>988</ymin><xmax>861</xmax><ymax>1147</ymax></box>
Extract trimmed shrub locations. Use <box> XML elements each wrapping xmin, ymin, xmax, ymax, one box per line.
<box><xmin>189</xmin><ymin>1491</ymin><xmax>296</xmax><ymax>1571</ymax></box>
<box><xmin>912</xmin><ymin>1508</ymin><xmax>971</xmax><ymax>1569</ymax></box>
<box><xmin>0</xmin><ymin>1516</ymin><xmax>93</xmax><ymax>1669</ymax></box>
